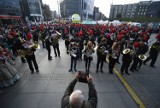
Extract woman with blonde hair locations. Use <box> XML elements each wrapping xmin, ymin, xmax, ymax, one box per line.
<box><xmin>108</xmin><ymin>42</ymin><xmax>120</xmax><ymax>74</ymax></box>
<box><xmin>83</xmin><ymin>41</ymin><xmax>95</xmax><ymax>73</ymax></box>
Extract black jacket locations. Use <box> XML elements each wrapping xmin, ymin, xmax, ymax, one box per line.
<box><xmin>61</xmin><ymin>79</ymin><xmax>97</xmax><ymax>108</ymax></box>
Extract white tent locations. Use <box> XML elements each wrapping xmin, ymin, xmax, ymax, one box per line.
<box><xmin>110</xmin><ymin>20</ymin><xmax>121</xmax><ymax>26</ymax></box>
<box><xmin>97</xmin><ymin>20</ymin><xmax>109</xmax><ymax>25</ymax></box>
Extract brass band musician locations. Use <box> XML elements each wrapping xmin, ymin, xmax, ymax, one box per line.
<box><xmin>83</xmin><ymin>41</ymin><xmax>95</xmax><ymax>73</ymax></box>
<box><xmin>96</xmin><ymin>38</ymin><xmax>108</xmax><ymax>73</ymax></box>
<box><xmin>19</xmin><ymin>35</ymin><xmax>39</xmax><ymax>74</ymax></box>
<box><xmin>120</xmin><ymin>42</ymin><xmax>134</xmax><ymax>75</ymax></box>
<box><xmin>108</xmin><ymin>42</ymin><xmax>120</xmax><ymax>74</ymax></box>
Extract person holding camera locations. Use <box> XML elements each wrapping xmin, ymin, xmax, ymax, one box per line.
<box><xmin>61</xmin><ymin>72</ymin><xmax>97</xmax><ymax>108</ymax></box>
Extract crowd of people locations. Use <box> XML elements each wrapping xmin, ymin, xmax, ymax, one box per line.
<box><xmin>0</xmin><ymin>22</ymin><xmax>160</xmax><ymax>88</ymax></box>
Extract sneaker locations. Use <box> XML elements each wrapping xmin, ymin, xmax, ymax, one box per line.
<box><xmin>74</xmin><ymin>69</ymin><xmax>77</xmax><ymax>71</ymax></box>
<box><xmin>36</xmin><ymin>70</ymin><xmax>39</xmax><ymax>73</ymax></box>
<box><xmin>31</xmin><ymin>71</ymin><xmax>34</xmax><ymax>74</ymax></box>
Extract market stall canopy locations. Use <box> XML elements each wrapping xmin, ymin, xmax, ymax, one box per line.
<box><xmin>81</xmin><ymin>20</ymin><xmax>97</xmax><ymax>25</ymax></box>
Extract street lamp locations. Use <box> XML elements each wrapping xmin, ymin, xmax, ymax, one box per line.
<box><xmin>57</xmin><ymin>0</ymin><xmax>60</xmax><ymax>22</ymax></box>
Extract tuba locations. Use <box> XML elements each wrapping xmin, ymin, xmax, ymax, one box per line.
<box><xmin>138</xmin><ymin>54</ymin><xmax>147</xmax><ymax>60</ymax></box>
<box><xmin>122</xmin><ymin>48</ymin><xmax>131</xmax><ymax>54</ymax></box>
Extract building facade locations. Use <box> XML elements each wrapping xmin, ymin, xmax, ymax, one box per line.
<box><xmin>60</xmin><ymin>0</ymin><xmax>94</xmax><ymax>20</ymax></box>
<box><xmin>0</xmin><ymin>0</ymin><xmax>21</xmax><ymax>18</ymax></box>
<box><xmin>109</xmin><ymin>1</ymin><xmax>160</xmax><ymax>19</ymax></box>
<box><xmin>146</xmin><ymin>1</ymin><xmax>160</xmax><ymax>18</ymax></box>
<box><xmin>20</xmin><ymin>0</ymin><xmax>43</xmax><ymax>22</ymax></box>
<box><xmin>134</xmin><ymin>1</ymin><xmax>152</xmax><ymax>17</ymax></box>
<box><xmin>0</xmin><ymin>0</ymin><xmax>22</xmax><ymax>25</ymax></box>
<box><xmin>109</xmin><ymin>3</ymin><xmax>138</xmax><ymax>19</ymax></box>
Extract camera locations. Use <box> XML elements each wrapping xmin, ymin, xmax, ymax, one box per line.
<box><xmin>78</xmin><ymin>71</ymin><xmax>89</xmax><ymax>83</ymax></box>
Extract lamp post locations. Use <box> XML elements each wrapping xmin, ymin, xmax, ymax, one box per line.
<box><xmin>57</xmin><ymin>0</ymin><xmax>60</xmax><ymax>23</ymax></box>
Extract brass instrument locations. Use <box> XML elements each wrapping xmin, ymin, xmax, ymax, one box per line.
<box><xmin>138</xmin><ymin>54</ymin><xmax>147</xmax><ymax>60</ymax></box>
<box><xmin>100</xmin><ymin>46</ymin><xmax>108</xmax><ymax>55</ymax></box>
<box><xmin>56</xmin><ymin>31</ymin><xmax>61</xmax><ymax>35</ymax></box>
<box><xmin>18</xmin><ymin>44</ymin><xmax>37</xmax><ymax>57</ymax></box>
<box><xmin>122</xmin><ymin>48</ymin><xmax>131</xmax><ymax>54</ymax></box>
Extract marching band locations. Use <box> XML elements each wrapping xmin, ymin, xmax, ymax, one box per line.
<box><xmin>0</xmin><ymin>22</ymin><xmax>160</xmax><ymax>88</ymax></box>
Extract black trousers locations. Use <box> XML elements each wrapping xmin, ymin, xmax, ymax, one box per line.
<box><xmin>25</xmin><ymin>54</ymin><xmax>38</xmax><ymax>72</ymax></box>
<box><xmin>108</xmin><ymin>57</ymin><xmax>117</xmax><ymax>73</ymax></box>
<box><xmin>130</xmin><ymin>56</ymin><xmax>139</xmax><ymax>70</ymax></box>
<box><xmin>70</xmin><ymin>56</ymin><xmax>77</xmax><ymax>70</ymax></box>
<box><xmin>96</xmin><ymin>55</ymin><xmax>105</xmax><ymax>71</ymax></box>
<box><xmin>85</xmin><ymin>57</ymin><xmax>92</xmax><ymax>73</ymax></box>
<box><xmin>21</xmin><ymin>57</ymin><xmax>26</xmax><ymax>63</ymax></box>
<box><xmin>53</xmin><ymin>45</ymin><xmax>60</xmax><ymax>57</ymax></box>
<box><xmin>42</xmin><ymin>40</ymin><xmax>45</xmax><ymax>48</ymax></box>
<box><xmin>65</xmin><ymin>43</ymin><xmax>69</xmax><ymax>53</ymax></box>
<box><xmin>46</xmin><ymin>47</ymin><xmax>51</xmax><ymax>59</ymax></box>
<box><xmin>121</xmin><ymin>62</ymin><xmax>131</xmax><ymax>73</ymax></box>
<box><xmin>144</xmin><ymin>54</ymin><xmax>158</xmax><ymax>66</ymax></box>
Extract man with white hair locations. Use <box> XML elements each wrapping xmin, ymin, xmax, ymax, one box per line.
<box><xmin>61</xmin><ymin>73</ymin><xmax>97</xmax><ymax>108</ymax></box>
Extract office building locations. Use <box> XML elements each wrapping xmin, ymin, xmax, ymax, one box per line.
<box><xmin>60</xmin><ymin>0</ymin><xmax>94</xmax><ymax>20</ymax></box>
<box><xmin>20</xmin><ymin>0</ymin><xmax>43</xmax><ymax>22</ymax></box>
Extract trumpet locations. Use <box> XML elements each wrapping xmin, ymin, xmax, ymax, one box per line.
<box><xmin>138</xmin><ymin>54</ymin><xmax>147</xmax><ymax>60</ymax></box>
